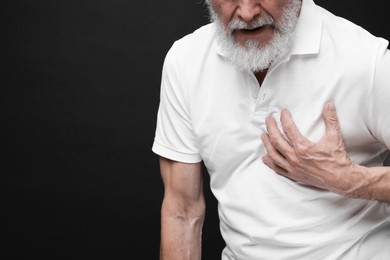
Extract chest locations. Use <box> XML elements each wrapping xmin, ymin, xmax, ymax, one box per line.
<box><xmin>189</xmin><ymin>66</ymin><xmax>378</xmax><ymax>173</ymax></box>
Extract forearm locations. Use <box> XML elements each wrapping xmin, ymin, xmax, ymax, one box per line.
<box><xmin>159</xmin><ymin>158</ymin><xmax>205</xmax><ymax>259</ymax></box>
<box><xmin>160</xmin><ymin>200</ymin><xmax>205</xmax><ymax>260</ymax></box>
<box><xmin>344</xmin><ymin>164</ymin><xmax>390</xmax><ymax>202</ymax></box>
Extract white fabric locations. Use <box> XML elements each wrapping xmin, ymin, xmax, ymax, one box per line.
<box><xmin>152</xmin><ymin>0</ymin><xmax>390</xmax><ymax>259</ymax></box>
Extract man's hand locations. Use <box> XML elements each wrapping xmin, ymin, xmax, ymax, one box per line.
<box><xmin>261</xmin><ymin>102</ymin><xmax>368</xmax><ymax>197</ymax></box>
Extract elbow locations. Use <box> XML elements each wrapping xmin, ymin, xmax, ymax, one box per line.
<box><xmin>161</xmin><ymin>197</ymin><xmax>206</xmax><ymax>227</ymax></box>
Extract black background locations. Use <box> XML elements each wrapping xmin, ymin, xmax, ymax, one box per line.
<box><xmin>2</xmin><ymin>1</ymin><xmax>389</xmax><ymax>259</ymax></box>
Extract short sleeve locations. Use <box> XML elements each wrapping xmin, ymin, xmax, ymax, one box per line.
<box><xmin>152</xmin><ymin>43</ymin><xmax>202</xmax><ymax>163</ymax></box>
<box><xmin>369</xmin><ymin>40</ymin><xmax>390</xmax><ymax>149</ymax></box>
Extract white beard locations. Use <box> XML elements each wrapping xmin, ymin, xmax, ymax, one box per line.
<box><xmin>207</xmin><ymin>0</ymin><xmax>301</xmax><ymax>72</ymax></box>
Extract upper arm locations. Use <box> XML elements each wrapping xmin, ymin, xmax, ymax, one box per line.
<box><xmin>160</xmin><ymin>157</ymin><xmax>205</xmax><ymax>214</ymax></box>
<box><xmin>152</xmin><ymin>44</ymin><xmax>202</xmax><ymax>163</ymax></box>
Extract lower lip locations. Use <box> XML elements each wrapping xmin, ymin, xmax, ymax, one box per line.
<box><xmin>232</xmin><ymin>25</ymin><xmax>273</xmax><ymax>46</ymax></box>
<box><xmin>238</xmin><ymin>25</ymin><xmax>269</xmax><ymax>35</ymax></box>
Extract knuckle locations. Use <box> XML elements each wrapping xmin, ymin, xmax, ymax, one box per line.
<box><xmin>268</xmin><ymin>151</ymin><xmax>278</xmax><ymax>160</ymax></box>
<box><xmin>289</xmin><ymin>157</ymin><xmax>302</xmax><ymax>168</ymax></box>
<box><xmin>294</xmin><ymin>142</ymin><xmax>312</xmax><ymax>157</ymax></box>
<box><xmin>278</xmin><ymin>160</ymin><xmax>287</xmax><ymax>169</ymax></box>
<box><xmin>329</xmin><ymin>111</ymin><xmax>338</xmax><ymax>121</ymax></box>
<box><xmin>270</xmin><ymin>135</ymin><xmax>279</xmax><ymax>146</ymax></box>
<box><xmin>282</xmin><ymin>122</ymin><xmax>293</xmax><ymax>133</ymax></box>
<box><xmin>295</xmin><ymin>143</ymin><xmax>307</xmax><ymax>155</ymax></box>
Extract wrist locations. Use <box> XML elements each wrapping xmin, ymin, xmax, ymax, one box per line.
<box><xmin>343</xmin><ymin>163</ymin><xmax>389</xmax><ymax>201</ymax></box>
<box><xmin>341</xmin><ymin>163</ymin><xmax>369</xmax><ymax>199</ymax></box>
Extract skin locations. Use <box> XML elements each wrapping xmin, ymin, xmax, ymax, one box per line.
<box><xmin>159</xmin><ymin>157</ymin><xmax>205</xmax><ymax>260</ymax></box>
<box><xmin>262</xmin><ymin>102</ymin><xmax>390</xmax><ymax>202</ymax></box>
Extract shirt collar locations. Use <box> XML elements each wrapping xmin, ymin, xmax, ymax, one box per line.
<box><xmin>289</xmin><ymin>0</ymin><xmax>322</xmax><ymax>56</ymax></box>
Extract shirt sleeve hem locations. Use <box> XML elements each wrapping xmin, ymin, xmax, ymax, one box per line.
<box><xmin>152</xmin><ymin>142</ymin><xmax>202</xmax><ymax>163</ymax></box>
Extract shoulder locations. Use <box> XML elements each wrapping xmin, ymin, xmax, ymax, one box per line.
<box><xmin>160</xmin><ymin>23</ymin><xmax>217</xmax><ymax>95</ymax></box>
<box><xmin>164</xmin><ymin>23</ymin><xmax>216</xmax><ymax>67</ymax></box>
<box><xmin>318</xmin><ymin>6</ymin><xmax>388</xmax><ymax>52</ymax></box>
<box><xmin>162</xmin><ymin>23</ymin><xmax>218</xmax><ymax>88</ymax></box>
<box><xmin>315</xmin><ymin>5</ymin><xmax>389</xmax><ymax>82</ymax></box>
<box><xmin>174</xmin><ymin>23</ymin><xmax>215</xmax><ymax>48</ymax></box>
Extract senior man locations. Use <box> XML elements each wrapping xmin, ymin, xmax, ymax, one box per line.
<box><xmin>152</xmin><ymin>0</ymin><xmax>390</xmax><ymax>259</ymax></box>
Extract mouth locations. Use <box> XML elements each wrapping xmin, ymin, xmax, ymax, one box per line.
<box><xmin>235</xmin><ymin>24</ymin><xmax>272</xmax><ymax>35</ymax></box>
<box><xmin>242</xmin><ymin>27</ymin><xmax>262</xmax><ymax>32</ymax></box>
<box><xmin>231</xmin><ymin>24</ymin><xmax>275</xmax><ymax>47</ymax></box>
<box><xmin>233</xmin><ymin>25</ymin><xmax>273</xmax><ymax>38</ymax></box>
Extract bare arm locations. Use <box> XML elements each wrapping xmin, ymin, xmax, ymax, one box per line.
<box><xmin>342</xmin><ymin>164</ymin><xmax>390</xmax><ymax>201</ymax></box>
<box><xmin>159</xmin><ymin>157</ymin><xmax>205</xmax><ymax>260</ymax></box>
<box><xmin>262</xmin><ymin>102</ymin><xmax>390</xmax><ymax>202</ymax></box>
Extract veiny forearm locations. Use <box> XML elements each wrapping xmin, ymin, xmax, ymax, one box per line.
<box><xmin>160</xmin><ymin>199</ymin><xmax>205</xmax><ymax>260</ymax></box>
<box><xmin>344</xmin><ymin>164</ymin><xmax>390</xmax><ymax>202</ymax></box>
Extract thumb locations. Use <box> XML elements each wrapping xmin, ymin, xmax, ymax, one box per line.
<box><xmin>322</xmin><ymin>102</ymin><xmax>342</xmax><ymax>140</ymax></box>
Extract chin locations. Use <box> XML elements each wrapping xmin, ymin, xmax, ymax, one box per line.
<box><xmin>235</xmin><ymin>37</ymin><xmax>272</xmax><ymax>49</ymax></box>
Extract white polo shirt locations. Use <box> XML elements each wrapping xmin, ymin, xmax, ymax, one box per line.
<box><xmin>152</xmin><ymin>0</ymin><xmax>390</xmax><ymax>259</ymax></box>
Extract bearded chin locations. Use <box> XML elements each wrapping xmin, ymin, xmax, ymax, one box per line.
<box><xmin>208</xmin><ymin>0</ymin><xmax>301</xmax><ymax>72</ymax></box>
<box><xmin>217</xmin><ymin>33</ymin><xmax>289</xmax><ymax>73</ymax></box>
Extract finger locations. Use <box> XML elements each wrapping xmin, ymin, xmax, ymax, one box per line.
<box><xmin>263</xmin><ymin>155</ymin><xmax>302</xmax><ymax>183</ymax></box>
<box><xmin>262</xmin><ymin>155</ymin><xmax>289</xmax><ymax>176</ymax></box>
<box><xmin>322</xmin><ymin>102</ymin><xmax>342</xmax><ymax>142</ymax></box>
<box><xmin>280</xmin><ymin>109</ymin><xmax>310</xmax><ymax>147</ymax></box>
<box><xmin>265</xmin><ymin>116</ymin><xmax>294</xmax><ymax>158</ymax></box>
<box><xmin>262</xmin><ymin>133</ymin><xmax>290</xmax><ymax>171</ymax></box>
